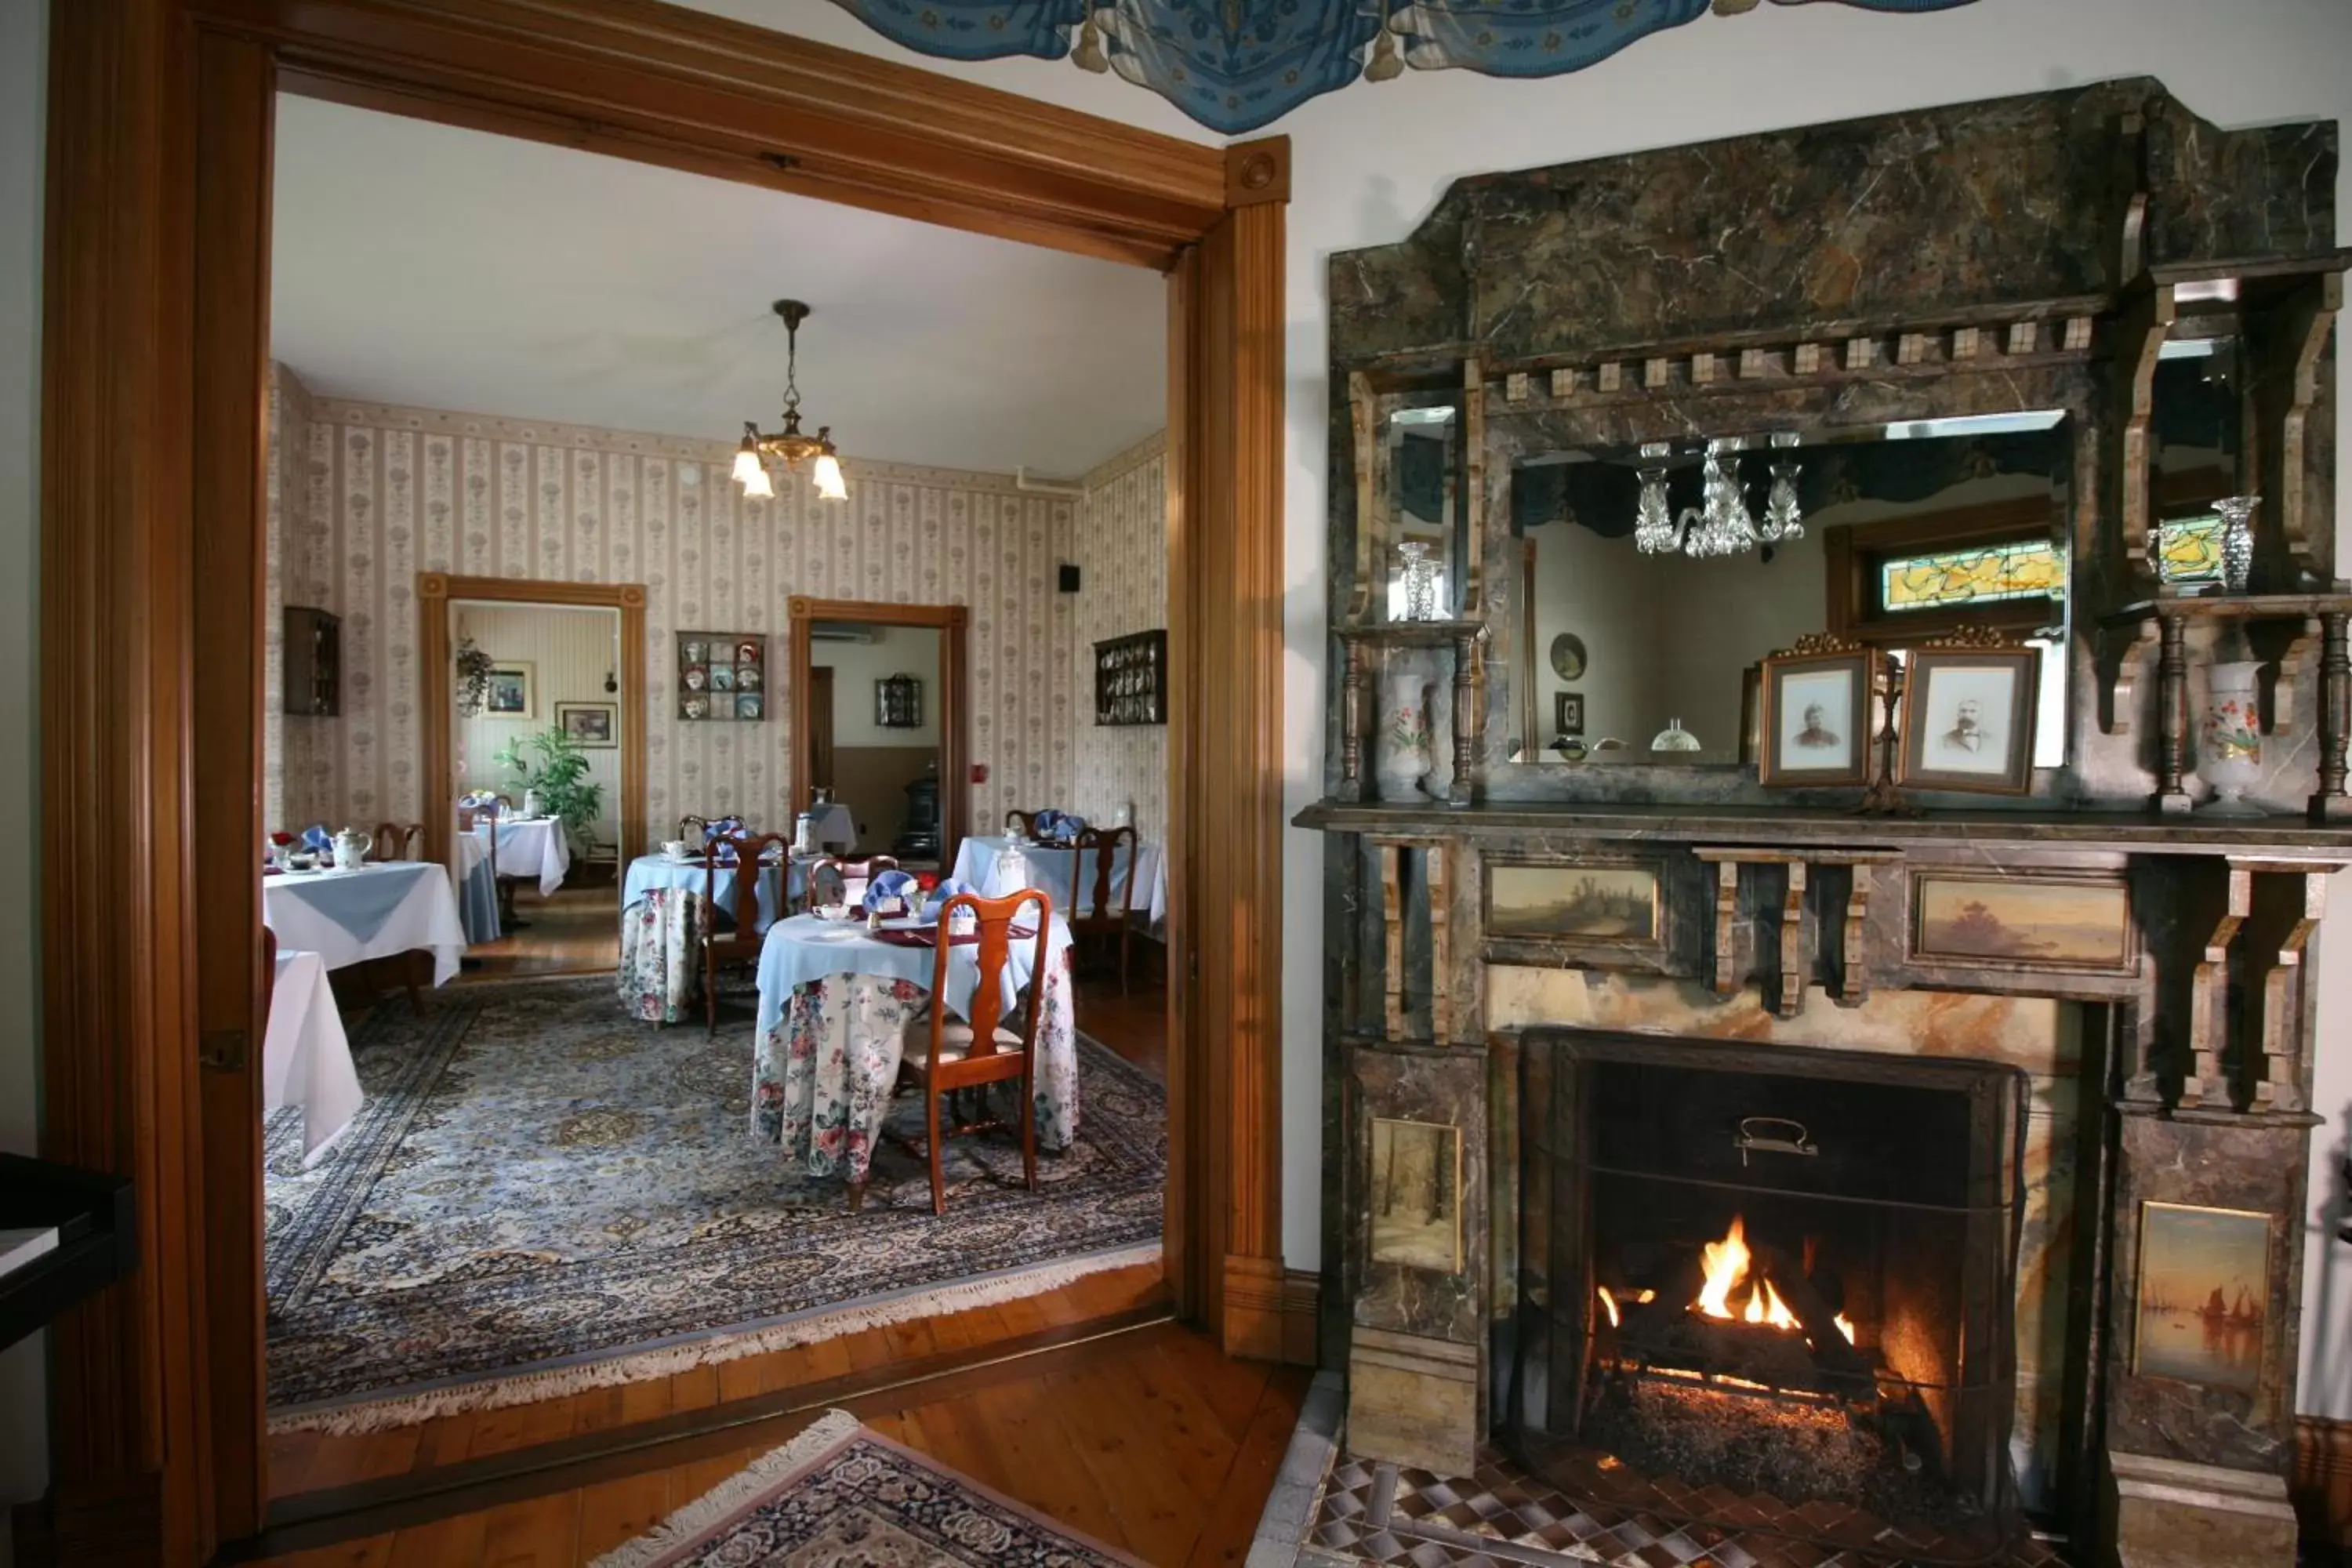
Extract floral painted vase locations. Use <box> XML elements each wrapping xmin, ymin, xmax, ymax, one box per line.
<box><xmin>1376</xmin><ymin>670</ymin><xmax>1433</xmax><ymax>802</ymax></box>
<box><xmin>2198</xmin><ymin>659</ymin><xmax>2265</xmax><ymax>815</ymax></box>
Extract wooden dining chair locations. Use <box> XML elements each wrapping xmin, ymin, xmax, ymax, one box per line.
<box><xmin>1069</xmin><ymin>824</ymin><xmax>1137</xmax><ymax>993</ymax></box>
<box><xmin>884</xmin><ymin>887</ymin><xmax>1051</xmax><ymax>1216</ymax></box>
<box><xmin>371</xmin><ymin>821</ymin><xmax>424</xmax><ymax>862</ymax></box>
<box><xmin>677</xmin><ymin>814</ymin><xmax>712</xmax><ymax>841</ymax></box>
<box><xmin>1004</xmin><ymin>808</ymin><xmax>1040</xmax><ymax>839</ymax></box>
<box><xmin>702</xmin><ymin>831</ymin><xmax>793</xmax><ymax>1034</ymax></box>
<box><xmin>794</xmin><ymin>854</ymin><xmax>902</xmax><ymax>914</ymax></box>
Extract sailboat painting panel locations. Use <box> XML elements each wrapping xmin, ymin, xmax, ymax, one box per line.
<box><xmin>2133</xmin><ymin>1201</ymin><xmax>2271</xmax><ymax>1393</ymax></box>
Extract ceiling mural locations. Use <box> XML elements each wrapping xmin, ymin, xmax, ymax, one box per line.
<box><xmin>829</xmin><ymin>0</ymin><xmax>1981</xmax><ymax>135</ymax></box>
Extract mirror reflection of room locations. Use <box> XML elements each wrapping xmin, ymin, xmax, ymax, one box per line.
<box><xmin>807</xmin><ymin>622</ymin><xmax>943</xmax><ymax>867</ymax></box>
<box><xmin>1512</xmin><ymin>417</ymin><xmax>2070</xmax><ymax>768</ymax></box>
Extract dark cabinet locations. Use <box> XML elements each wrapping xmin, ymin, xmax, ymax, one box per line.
<box><xmin>284</xmin><ymin>605</ymin><xmax>341</xmax><ymax>717</ymax></box>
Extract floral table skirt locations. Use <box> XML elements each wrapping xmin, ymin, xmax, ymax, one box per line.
<box><xmin>750</xmin><ymin>956</ymin><xmax>1078</xmax><ymax>1189</ymax></box>
<box><xmin>618</xmin><ymin>886</ymin><xmax>704</xmax><ymax>1024</ymax></box>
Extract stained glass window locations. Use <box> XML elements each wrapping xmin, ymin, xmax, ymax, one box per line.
<box><xmin>2154</xmin><ymin>514</ymin><xmax>2226</xmax><ymax>586</ymax></box>
<box><xmin>1879</xmin><ymin>539</ymin><xmax>2067</xmax><ymax>612</ymax></box>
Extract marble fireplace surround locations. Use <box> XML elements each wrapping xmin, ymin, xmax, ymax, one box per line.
<box><xmin>1301</xmin><ymin>80</ymin><xmax>2352</xmax><ymax>1566</ymax></box>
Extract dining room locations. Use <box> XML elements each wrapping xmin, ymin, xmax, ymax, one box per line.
<box><xmin>249</xmin><ymin>85</ymin><xmax>1184</xmax><ymax>1508</ymax></box>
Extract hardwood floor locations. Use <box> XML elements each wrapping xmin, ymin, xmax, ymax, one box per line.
<box><xmin>252</xmin><ymin>1262</ymin><xmax>1307</xmax><ymax>1566</ymax></box>
<box><xmin>457</xmin><ymin>884</ymin><xmax>620</xmax><ymax>981</ymax></box>
<box><xmin>1073</xmin><ymin>934</ymin><xmax>1169</xmax><ymax>1081</ymax></box>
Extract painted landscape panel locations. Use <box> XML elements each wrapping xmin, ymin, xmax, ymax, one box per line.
<box><xmin>2134</xmin><ymin>1202</ymin><xmax>2270</xmax><ymax>1393</ymax></box>
<box><xmin>1915</xmin><ymin>877</ymin><xmax>2130</xmax><ymax>967</ymax></box>
<box><xmin>1490</xmin><ymin>866</ymin><xmax>1658</xmax><ymax>942</ymax></box>
<box><xmin>1370</xmin><ymin>1118</ymin><xmax>1461</xmax><ymax>1273</ymax></box>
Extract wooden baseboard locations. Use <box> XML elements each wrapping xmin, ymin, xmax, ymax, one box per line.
<box><xmin>1221</xmin><ymin>1257</ymin><xmax>1320</xmax><ymax>1366</ymax></box>
<box><xmin>2297</xmin><ymin>1415</ymin><xmax>2352</xmax><ymax>1548</ymax></box>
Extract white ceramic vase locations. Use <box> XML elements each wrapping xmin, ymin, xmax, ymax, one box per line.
<box><xmin>2198</xmin><ymin>659</ymin><xmax>2265</xmax><ymax>815</ymax></box>
<box><xmin>1375</xmin><ymin>670</ymin><xmax>1434</xmax><ymax>802</ymax></box>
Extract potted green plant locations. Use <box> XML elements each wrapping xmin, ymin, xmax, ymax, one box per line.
<box><xmin>492</xmin><ymin>726</ymin><xmax>605</xmax><ymax>855</ymax></box>
<box><xmin>455</xmin><ymin>636</ymin><xmax>496</xmax><ymax>717</ymax></box>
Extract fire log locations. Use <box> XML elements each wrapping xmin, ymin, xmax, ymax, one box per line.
<box><xmin>1758</xmin><ymin>1246</ymin><xmax>1875</xmax><ymax>1386</ymax></box>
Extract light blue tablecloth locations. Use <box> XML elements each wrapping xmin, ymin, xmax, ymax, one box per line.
<box><xmin>270</xmin><ymin>862</ymin><xmax>428</xmax><ymax>942</ymax></box>
<box><xmin>457</xmin><ymin>855</ymin><xmax>499</xmax><ymax>944</ymax></box>
<box><xmin>754</xmin><ymin>906</ymin><xmax>1069</xmax><ymax>1037</ymax></box>
<box><xmin>623</xmin><ymin>854</ymin><xmax>809</xmax><ymax>935</ymax></box>
<box><xmin>952</xmin><ymin>834</ymin><xmax>1135</xmax><ymax>917</ymax></box>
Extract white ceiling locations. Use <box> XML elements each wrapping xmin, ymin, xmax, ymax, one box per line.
<box><xmin>269</xmin><ymin>95</ymin><xmax>1167</xmax><ymax>477</ymax></box>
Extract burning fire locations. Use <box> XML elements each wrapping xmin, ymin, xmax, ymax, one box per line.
<box><xmin>1689</xmin><ymin>1218</ymin><xmax>1856</xmax><ymax>1345</ymax></box>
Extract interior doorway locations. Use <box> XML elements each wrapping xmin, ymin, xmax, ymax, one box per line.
<box><xmin>789</xmin><ymin>600</ymin><xmax>968</xmax><ymax>873</ymax></box>
<box><xmin>38</xmin><ymin>5</ymin><xmax>1289</xmax><ymax>1561</ymax></box>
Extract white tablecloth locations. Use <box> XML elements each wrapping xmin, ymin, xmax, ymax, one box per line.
<box><xmin>750</xmin><ymin>908</ymin><xmax>1078</xmax><ymax>1185</ymax></box>
<box><xmin>263</xmin><ymin>862</ymin><xmax>469</xmax><ymax>985</ymax></box>
<box><xmin>953</xmin><ymin>834</ymin><xmax>1167</xmax><ymax>924</ymax></box>
<box><xmin>482</xmin><ymin>818</ymin><xmax>569</xmax><ymax>897</ymax></box>
<box><xmin>802</xmin><ymin>802</ymin><xmax>855</xmax><ymax>853</ymax></box>
<box><xmin>264</xmin><ymin>949</ymin><xmax>361</xmax><ymax>1164</ymax></box>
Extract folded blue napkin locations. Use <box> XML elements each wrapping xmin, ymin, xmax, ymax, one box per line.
<box><xmin>864</xmin><ymin>868</ymin><xmax>919</xmax><ymax>914</ymax></box>
<box><xmin>301</xmin><ymin>824</ymin><xmax>332</xmax><ymax>853</ymax></box>
<box><xmin>923</xmin><ymin>876</ymin><xmax>981</xmax><ymax>919</ymax></box>
<box><xmin>1032</xmin><ymin>808</ymin><xmax>1087</xmax><ymax>844</ymax></box>
<box><xmin>706</xmin><ymin>815</ymin><xmax>746</xmax><ymax>844</ymax></box>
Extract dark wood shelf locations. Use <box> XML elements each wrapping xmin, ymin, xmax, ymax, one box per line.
<box><xmin>2100</xmin><ymin>591</ymin><xmax>2352</xmax><ymax>627</ymax></box>
<box><xmin>0</xmin><ymin>1151</ymin><xmax>135</xmax><ymax>1355</ymax></box>
<box><xmin>1334</xmin><ymin>618</ymin><xmax>1488</xmax><ymax>648</ymax></box>
<box><xmin>1293</xmin><ymin>796</ymin><xmax>2352</xmax><ymax>860</ymax></box>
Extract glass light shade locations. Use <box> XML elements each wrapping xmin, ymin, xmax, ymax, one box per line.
<box><xmin>731</xmin><ymin>445</ymin><xmax>764</xmax><ymax>487</ymax></box>
<box><xmin>740</xmin><ymin>464</ymin><xmax>775</xmax><ymax>501</ymax></box>
<box><xmin>812</xmin><ymin>452</ymin><xmax>848</xmax><ymax>502</ymax></box>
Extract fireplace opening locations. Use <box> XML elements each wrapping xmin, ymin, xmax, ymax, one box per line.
<box><xmin>1517</xmin><ymin>1033</ymin><xmax>2029</xmax><ymax>1563</ymax></box>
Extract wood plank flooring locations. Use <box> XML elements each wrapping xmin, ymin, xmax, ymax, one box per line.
<box><xmin>456</xmin><ymin>884</ymin><xmax>620</xmax><ymax>981</ymax></box>
<box><xmin>254</xmin><ymin>1309</ymin><xmax>1307</xmax><ymax>1566</ymax></box>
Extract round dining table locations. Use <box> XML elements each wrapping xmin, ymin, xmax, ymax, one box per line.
<box><xmin>750</xmin><ymin>908</ymin><xmax>1078</xmax><ymax>1198</ymax></box>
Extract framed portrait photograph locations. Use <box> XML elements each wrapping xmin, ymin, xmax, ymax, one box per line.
<box><xmin>554</xmin><ymin>701</ymin><xmax>618</xmax><ymax>748</ymax></box>
<box><xmin>1757</xmin><ymin>648</ymin><xmax>1874</xmax><ymax>787</ymax></box>
<box><xmin>1898</xmin><ymin>647</ymin><xmax>2040</xmax><ymax>794</ymax></box>
<box><xmin>1554</xmin><ymin>690</ymin><xmax>1584</xmax><ymax>738</ymax></box>
<box><xmin>484</xmin><ymin>662</ymin><xmax>535</xmax><ymax>718</ymax></box>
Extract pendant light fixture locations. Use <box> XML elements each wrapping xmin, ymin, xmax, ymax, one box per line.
<box><xmin>732</xmin><ymin>299</ymin><xmax>848</xmax><ymax>503</ymax></box>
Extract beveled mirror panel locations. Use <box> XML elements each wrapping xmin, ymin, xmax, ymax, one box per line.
<box><xmin>1511</xmin><ymin>417</ymin><xmax>2072</xmax><ymax>768</ymax></box>
<box><xmin>1381</xmin><ymin>401</ymin><xmax>1471</xmax><ymax>622</ymax></box>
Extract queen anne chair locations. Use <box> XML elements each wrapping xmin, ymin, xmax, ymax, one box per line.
<box><xmin>884</xmin><ymin>887</ymin><xmax>1051</xmax><ymax>1216</ymax></box>
<box><xmin>1004</xmin><ymin>808</ymin><xmax>1040</xmax><ymax>840</ymax></box>
<box><xmin>703</xmin><ymin>831</ymin><xmax>793</xmax><ymax>1034</ymax></box>
<box><xmin>371</xmin><ymin>821</ymin><xmax>424</xmax><ymax>862</ymax></box>
<box><xmin>1068</xmin><ymin>824</ymin><xmax>1137</xmax><ymax>993</ymax></box>
<box><xmin>795</xmin><ymin>853</ymin><xmax>902</xmax><ymax>914</ymax></box>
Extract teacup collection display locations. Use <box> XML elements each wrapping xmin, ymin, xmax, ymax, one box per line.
<box><xmin>677</xmin><ymin>632</ymin><xmax>766</xmax><ymax>721</ymax></box>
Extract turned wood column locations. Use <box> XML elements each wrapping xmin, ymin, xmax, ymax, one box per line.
<box><xmin>1448</xmin><ymin>631</ymin><xmax>1479</xmax><ymax>808</ymax></box>
<box><xmin>2157</xmin><ymin>610</ymin><xmax>2192</xmax><ymax>813</ymax></box>
<box><xmin>2314</xmin><ymin>610</ymin><xmax>2351</xmax><ymax>823</ymax></box>
<box><xmin>1339</xmin><ymin>634</ymin><xmax>1369</xmax><ymax>803</ymax></box>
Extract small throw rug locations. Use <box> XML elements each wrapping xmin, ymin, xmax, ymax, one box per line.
<box><xmin>263</xmin><ymin>976</ymin><xmax>1163</xmax><ymax>1432</ymax></box>
<box><xmin>593</xmin><ymin>1408</ymin><xmax>1145</xmax><ymax>1566</ymax></box>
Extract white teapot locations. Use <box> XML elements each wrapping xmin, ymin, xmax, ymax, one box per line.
<box><xmin>332</xmin><ymin>826</ymin><xmax>371</xmax><ymax>870</ymax></box>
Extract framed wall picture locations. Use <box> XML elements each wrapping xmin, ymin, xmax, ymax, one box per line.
<box><xmin>1483</xmin><ymin>858</ymin><xmax>1668</xmax><ymax>968</ymax></box>
<box><xmin>554</xmin><ymin>701</ymin><xmax>618</xmax><ymax>748</ymax></box>
<box><xmin>2133</xmin><ymin>1201</ymin><xmax>2271</xmax><ymax>1393</ymax></box>
<box><xmin>1368</xmin><ymin>1117</ymin><xmax>1463</xmax><ymax>1273</ymax></box>
<box><xmin>485</xmin><ymin>662</ymin><xmax>535</xmax><ymax>718</ymax></box>
<box><xmin>1554</xmin><ymin>691</ymin><xmax>1584</xmax><ymax>738</ymax></box>
<box><xmin>1757</xmin><ymin>645</ymin><xmax>1874</xmax><ymax>787</ymax></box>
<box><xmin>1910</xmin><ymin>870</ymin><xmax>2137</xmax><ymax>976</ymax></box>
<box><xmin>1898</xmin><ymin>645</ymin><xmax>2040</xmax><ymax>794</ymax></box>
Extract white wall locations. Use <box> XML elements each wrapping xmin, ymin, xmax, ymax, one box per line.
<box><xmin>0</xmin><ymin>0</ymin><xmax>45</xmax><ymax>1552</ymax></box>
<box><xmin>452</xmin><ymin>602</ymin><xmax>626</xmax><ymax>845</ymax></box>
<box><xmin>812</xmin><ymin>625</ymin><xmax>943</xmax><ymax>746</ymax></box>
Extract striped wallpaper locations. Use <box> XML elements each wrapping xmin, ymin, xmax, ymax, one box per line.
<box><xmin>1068</xmin><ymin>433</ymin><xmax>1169</xmax><ymax>848</ymax></box>
<box><xmin>264</xmin><ymin>367</ymin><xmax>1079</xmax><ymax>851</ymax></box>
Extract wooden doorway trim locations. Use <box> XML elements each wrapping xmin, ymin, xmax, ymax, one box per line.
<box><xmin>34</xmin><ymin>2</ymin><xmax>1290</xmax><ymax>1562</ymax></box>
<box><xmin>415</xmin><ymin>573</ymin><xmax>649</xmax><ymax>872</ymax></box>
<box><xmin>785</xmin><ymin>597</ymin><xmax>970</xmax><ymax>869</ymax></box>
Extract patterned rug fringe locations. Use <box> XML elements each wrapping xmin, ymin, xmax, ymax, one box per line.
<box><xmin>587</xmin><ymin>1407</ymin><xmax>862</xmax><ymax>1568</ymax></box>
<box><xmin>267</xmin><ymin>1241</ymin><xmax>1161</xmax><ymax>1436</ymax></box>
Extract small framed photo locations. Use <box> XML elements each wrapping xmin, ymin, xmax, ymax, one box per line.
<box><xmin>1554</xmin><ymin>691</ymin><xmax>1584</xmax><ymax>739</ymax></box>
<box><xmin>1898</xmin><ymin>646</ymin><xmax>2040</xmax><ymax>794</ymax></box>
<box><xmin>485</xmin><ymin>662</ymin><xmax>535</xmax><ymax>718</ymax></box>
<box><xmin>554</xmin><ymin>701</ymin><xmax>618</xmax><ymax>748</ymax></box>
<box><xmin>1758</xmin><ymin>647</ymin><xmax>1874</xmax><ymax>787</ymax></box>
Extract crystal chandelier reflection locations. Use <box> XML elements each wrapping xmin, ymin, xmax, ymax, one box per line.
<box><xmin>731</xmin><ymin>299</ymin><xmax>848</xmax><ymax>503</ymax></box>
<box><xmin>1633</xmin><ymin>433</ymin><xmax>1805</xmax><ymax>557</ymax></box>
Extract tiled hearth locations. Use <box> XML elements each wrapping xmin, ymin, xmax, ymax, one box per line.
<box><xmin>1305</xmin><ymin>1446</ymin><xmax>2071</xmax><ymax>1568</ymax></box>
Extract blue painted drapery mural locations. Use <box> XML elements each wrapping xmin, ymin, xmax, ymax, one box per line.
<box><xmin>830</xmin><ymin>0</ymin><xmax>1979</xmax><ymax>134</ymax></box>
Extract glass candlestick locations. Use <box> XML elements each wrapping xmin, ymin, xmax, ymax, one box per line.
<box><xmin>2213</xmin><ymin>494</ymin><xmax>2259</xmax><ymax>594</ymax></box>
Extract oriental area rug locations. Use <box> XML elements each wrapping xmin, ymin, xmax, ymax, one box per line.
<box><xmin>590</xmin><ymin>1409</ymin><xmax>1145</xmax><ymax>1567</ymax></box>
<box><xmin>263</xmin><ymin>976</ymin><xmax>1163</xmax><ymax>1433</ymax></box>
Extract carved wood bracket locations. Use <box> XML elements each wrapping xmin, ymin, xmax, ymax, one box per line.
<box><xmin>1691</xmin><ymin>848</ymin><xmax>1901</xmax><ymax>1018</ymax></box>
